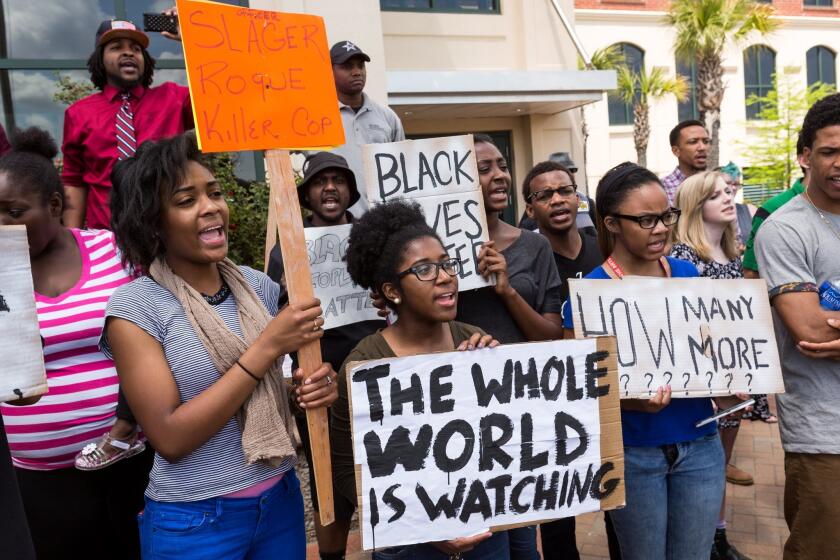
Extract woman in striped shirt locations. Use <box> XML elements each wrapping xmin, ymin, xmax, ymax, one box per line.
<box><xmin>0</xmin><ymin>127</ymin><xmax>151</xmax><ymax>559</ymax></box>
<box><xmin>103</xmin><ymin>133</ymin><xmax>337</xmax><ymax>559</ymax></box>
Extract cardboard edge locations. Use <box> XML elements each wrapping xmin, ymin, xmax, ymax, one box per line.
<box><xmin>596</xmin><ymin>336</ymin><xmax>625</xmax><ymax>511</ymax></box>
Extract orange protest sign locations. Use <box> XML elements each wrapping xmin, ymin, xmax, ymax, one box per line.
<box><xmin>177</xmin><ymin>0</ymin><xmax>344</xmax><ymax>152</ymax></box>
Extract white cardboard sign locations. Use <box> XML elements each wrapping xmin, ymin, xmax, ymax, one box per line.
<box><xmin>567</xmin><ymin>278</ymin><xmax>784</xmax><ymax>398</ymax></box>
<box><xmin>0</xmin><ymin>226</ymin><xmax>47</xmax><ymax>402</ymax></box>
<box><xmin>305</xmin><ymin>224</ymin><xmax>380</xmax><ymax>330</ymax></box>
<box><xmin>363</xmin><ymin>135</ymin><xmax>492</xmax><ymax>291</ymax></box>
<box><xmin>348</xmin><ymin>338</ymin><xmax>624</xmax><ymax>550</ymax></box>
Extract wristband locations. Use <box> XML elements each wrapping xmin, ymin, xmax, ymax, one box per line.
<box><xmin>236</xmin><ymin>360</ymin><xmax>260</xmax><ymax>382</ymax></box>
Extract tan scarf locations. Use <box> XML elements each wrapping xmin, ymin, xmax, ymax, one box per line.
<box><xmin>150</xmin><ymin>258</ymin><xmax>297</xmax><ymax>468</ymax></box>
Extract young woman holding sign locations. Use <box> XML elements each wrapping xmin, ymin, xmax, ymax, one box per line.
<box><xmin>331</xmin><ymin>199</ymin><xmax>509</xmax><ymax>559</ymax></box>
<box><xmin>0</xmin><ymin>128</ymin><xmax>150</xmax><ymax>559</ymax></box>
<box><xmin>103</xmin><ymin>133</ymin><xmax>338</xmax><ymax>559</ymax></box>
<box><xmin>671</xmin><ymin>171</ymin><xmax>753</xmax><ymax>560</ymax></box>
<box><xmin>562</xmin><ymin>162</ymin><xmax>745</xmax><ymax>560</ymax></box>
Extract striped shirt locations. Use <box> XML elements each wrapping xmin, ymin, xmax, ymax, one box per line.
<box><xmin>0</xmin><ymin>229</ymin><xmax>131</xmax><ymax>470</ymax></box>
<box><xmin>100</xmin><ymin>267</ymin><xmax>295</xmax><ymax>502</ymax></box>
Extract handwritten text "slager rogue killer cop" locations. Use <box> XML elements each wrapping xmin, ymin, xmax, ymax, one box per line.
<box><xmin>187</xmin><ymin>9</ymin><xmax>335</xmax><ymax>144</ymax></box>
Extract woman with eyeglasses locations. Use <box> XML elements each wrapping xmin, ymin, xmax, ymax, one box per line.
<box><xmin>671</xmin><ymin>171</ymin><xmax>753</xmax><ymax>560</ymax></box>
<box><xmin>330</xmin><ymin>199</ymin><xmax>507</xmax><ymax>559</ymax></box>
<box><xmin>562</xmin><ymin>163</ymin><xmax>735</xmax><ymax>560</ymax></box>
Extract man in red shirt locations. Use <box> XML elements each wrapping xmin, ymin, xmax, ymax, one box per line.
<box><xmin>62</xmin><ymin>20</ymin><xmax>194</xmax><ymax>229</ymax></box>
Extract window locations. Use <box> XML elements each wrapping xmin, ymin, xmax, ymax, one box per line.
<box><xmin>807</xmin><ymin>46</ymin><xmax>837</xmax><ymax>87</ymax></box>
<box><xmin>676</xmin><ymin>58</ymin><xmax>700</xmax><ymax>122</ymax></box>
<box><xmin>743</xmin><ymin>45</ymin><xmax>776</xmax><ymax>120</ymax></box>
<box><xmin>381</xmin><ymin>0</ymin><xmax>500</xmax><ymax>13</ymax></box>
<box><xmin>803</xmin><ymin>0</ymin><xmax>833</xmax><ymax>6</ymax></box>
<box><xmin>0</xmin><ymin>0</ymin><xmax>260</xmax><ymax>180</ymax></box>
<box><xmin>607</xmin><ymin>43</ymin><xmax>644</xmax><ymax>126</ymax></box>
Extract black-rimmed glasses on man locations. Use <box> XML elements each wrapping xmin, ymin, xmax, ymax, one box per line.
<box><xmin>526</xmin><ymin>185</ymin><xmax>578</xmax><ymax>204</ymax></box>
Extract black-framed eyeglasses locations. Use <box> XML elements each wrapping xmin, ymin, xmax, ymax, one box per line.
<box><xmin>397</xmin><ymin>258</ymin><xmax>461</xmax><ymax>282</ymax></box>
<box><xmin>612</xmin><ymin>208</ymin><xmax>681</xmax><ymax>229</ymax></box>
<box><xmin>527</xmin><ymin>185</ymin><xmax>578</xmax><ymax>204</ymax></box>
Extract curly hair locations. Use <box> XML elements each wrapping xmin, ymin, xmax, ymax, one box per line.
<box><xmin>595</xmin><ymin>162</ymin><xmax>662</xmax><ymax>257</ymax></box>
<box><xmin>521</xmin><ymin>160</ymin><xmax>574</xmax><ymax>200</ymax></box>
<box><xmin>800</xmin><ymin>92</ymin><xmax>840</xmax><ymax>151</ymax></box>
<box><xmin>0</xmin><ymin>127</ymin><xmax>63</xmax><ymax>205</ymax></box>
<box><xmin>345</xmin><ymin>200</ymin><xmax>441</xmax><ymax>305</ymax></box>
<box><xmin>86</xmin><ymin>44</ymin><xmax>155</xmax><ymax>91</ymax></box>
<box><xmin>110</xmin><ymin>132</ymin><xmax>208</xmax><ymax>270</ymax></box>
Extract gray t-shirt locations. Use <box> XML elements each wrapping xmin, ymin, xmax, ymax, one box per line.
<box><xmin>332</xmin><ymin>93</ymin><xmax>405</xmax><ymax>216</ymax></box>
<box><xmin>456</xmin><ymin>229</ymin><xmax>564</xmax><ymax>343</ymax></box>
<box><xmin>755</xmin><ymin>195</ymin><xmax>840</xmax><ymax>454</ymax></box>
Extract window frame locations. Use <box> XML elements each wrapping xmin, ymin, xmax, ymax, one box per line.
<box><xmin>676</xmin><ymin>58</ymin><xmax>700</xmax><ymax>122</ymax></box>
<box><xmin>743</xmin><ymin>44</ymin><xmax>776</xmax><ymax>121</ymax></box>
<box><xmin>607</xmin><ymin>42</ymin><xmax>645</xmax><ymax>127</ymax></box>
<box><xmin>803</xmin><ymin>0</ymin><xmax>833</xmax><ymax>7</ymax></box>
<box><xmin>806</xmin><ymin>45</ymin><xmax>837</xmax><ymax>88</ymax></box>
<box><xmin>380</xmin><ymin>0</ymin><xmax>501</xmax><ymax>14</ymax></box>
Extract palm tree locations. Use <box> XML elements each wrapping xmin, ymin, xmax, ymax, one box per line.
<box><xmin>667</xmin><ymin>0</ymin><xmax>779</xmax><ymax>169</ymax></box>
<box><xmin>617</xmin><ymin>66</ymin><xmax>688</xmax><ymax>168</ymax></box>
<box><xmin>579</xmin><ymin>45</ymin><xmax>623</xmax><ymax>193</ymax></box>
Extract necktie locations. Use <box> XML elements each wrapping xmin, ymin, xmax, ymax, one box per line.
<box><xmin>115</xmin><ymin>92</ymin><xmax>136</xmax><ymax>160</ymax></box>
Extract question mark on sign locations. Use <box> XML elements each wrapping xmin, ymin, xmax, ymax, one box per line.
<box><xmin>620</xmin><ymin>374</ymin><xmax>630</xmax><ymax>395</ymax></box>
<box><xmin>682</xmin><ymin>372</ymin><xmax>691</xmax><ymax>395</ymax></box>
<box><xmin>745</xmin><ymin>373</ymin><xmax>753</xmax><ymax>392</ymax></box>
<box><xmin>725</xmin><ymin>373</ymin><xmax>734</xmax><ymax>390</ymax></box>
<box><xmin>705</xmin><ymin>371</ymin><xmax>714</xmax><ymax>393</ymax></box>
<box><xmin>644</xmin><ymin>373</ymin><xmax>654</xmax><ymax>393</ymax></box>
<box><xmin>663</xmin><ymin>371</ymin><xmax>673</xmax><ymax>386</ymax></box>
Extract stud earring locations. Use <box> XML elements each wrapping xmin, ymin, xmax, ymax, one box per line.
<box><xmin>393</xmin><ymin>297</ymin><xmax>401</xmax><ymax>305</ymax></box>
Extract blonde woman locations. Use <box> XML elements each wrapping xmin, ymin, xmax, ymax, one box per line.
<box><xmin>671</xmin><ymin>170</ymin><xmax>751</xmax><ymax>560</ymax></box>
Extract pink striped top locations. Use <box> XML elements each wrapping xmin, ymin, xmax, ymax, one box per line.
<box><xmin>0</xmin><ymin>229</ymin><xmax>132</xmax><ymax>470</ymax></box>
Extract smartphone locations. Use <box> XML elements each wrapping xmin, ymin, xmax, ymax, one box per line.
<box><xmin>143</xmin><ymin>13</ymin><xmax>178</xmax><ymax>34</ymax></box>
<box><xmin>695</xmin><ymin>398</ymin><xmax>755</xmax><ymax>428</ymax></box>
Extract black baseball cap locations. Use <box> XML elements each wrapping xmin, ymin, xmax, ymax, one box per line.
<box><xmin>96</xmin><ymin>20</ymin><xmax>149</xmax><ymax>49</ymax></box>
<box><xmin>330</xmin><ymin>41</ymin><xmax>371</xmax><ymax>65</ymax></box>
<box><xmin>549</xmin><ymin>152</ymin><xmax>578</xmax><ymax>174</ymax></box>
<box><xmin>298</xmin><ymin>152</ymin><xmax>360</xmax><ymax>209</ymax></box>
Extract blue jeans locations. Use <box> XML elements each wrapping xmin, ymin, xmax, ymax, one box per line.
<box><xmin>138</xmin><ymin>471</ymin><xmax>305</xmax><ymax>560</ymax></box>
<box><xmin>372</xmin><ymin>531</ymin><xmax>510</xmax><ymax>559</ymax></box>
<box><xmin>610</xmin><ymin>433</ymin><xmax>724</xmax><ymax>560</ymax></box>
<box><xmin>508</xmin><ymin>525</ymin><xmax>540</xmax><ymax>560</ymax></box>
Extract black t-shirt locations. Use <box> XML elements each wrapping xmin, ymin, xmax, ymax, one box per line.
<box><xmin>266</xmin><ymin>220</ymin><xmax>386</xmax><ymax>373</ymax></box>
<box><xmin>552</xmin><ymin>229</ymin><xmax>604</xmax><ymax>305</ymax></box>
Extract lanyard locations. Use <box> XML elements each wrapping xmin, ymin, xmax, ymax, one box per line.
<box><xmin>606</xmin><ymin>256</ymin><xmax>669</xmax><ymax>279</ymax></box>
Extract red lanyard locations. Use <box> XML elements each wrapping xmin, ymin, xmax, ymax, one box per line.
<box><xmin>606</xmin><ymin>256</ymin><xmax>669</xmax><ymax>279</ymax></box>
<box><xmin>606</xmin><ymin>256</ymin><xmax>625</xmax><ymax>278</ymax></box>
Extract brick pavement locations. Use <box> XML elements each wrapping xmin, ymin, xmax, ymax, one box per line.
<box><xmin>307</xmin><ymin>403</ymin><xmax>787</xmax><ymax>560</ymax></box>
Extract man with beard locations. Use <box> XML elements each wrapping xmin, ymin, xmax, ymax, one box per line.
<box><xmin>267</xmin><ymin>152</ymin><xmax>385</xmax><ymax>560</ymax></box>
<box><xmin>329</xmin><ymin>40</ymin><xmax>404</xmax><ymax>216</ymax></box>
<box><xmin>661</xmin><ymin>120</ymin><xmax>710</xmax><ymax>206</ymax></box>
<box><xmin>62</xmin><ymin>19</ymin><xmax>193</xmax><ymax>229</ymax></box>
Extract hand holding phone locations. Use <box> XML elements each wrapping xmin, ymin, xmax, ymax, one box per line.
<box><xmin>143</xmin><ymin>13</ymin><xmax>178</xmax><ymax>35</ymax></box>
<box><xmin>695</xmin><ymin>398</ymin><xmax>755</xmax><ymax>428</ymax></box>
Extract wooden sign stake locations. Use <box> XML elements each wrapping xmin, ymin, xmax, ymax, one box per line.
<box><xmin>266</xmin><ymin>148</ymin><xmax>335</xmax><ymax>526</ymax></box>
<box><xmin>263</xmin><ymin>177</ymin><xmax>278</xmax><ymax>273</ymax></box>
